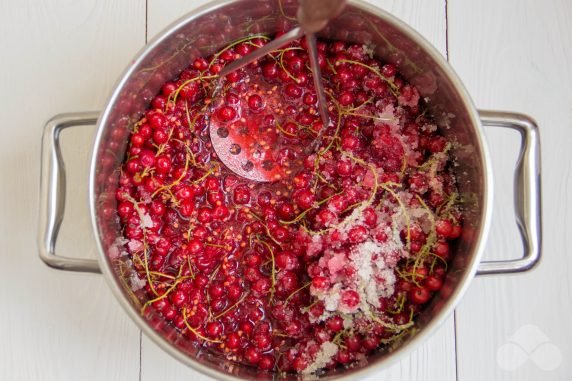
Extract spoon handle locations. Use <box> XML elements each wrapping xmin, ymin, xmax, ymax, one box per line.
<box><xmin>217</xmin><ymin>27</ymin><xmax>304</xmax><ymax>78</ymax></box>
<box><xmin>306</xmin><ymin>32</ymin><xmax>330</xmax><ymax>132</ymax></box>
<box><xmin>297</xmin><ymin>0</ymin><xmax>347</xmax><ymax>33</ymax></box>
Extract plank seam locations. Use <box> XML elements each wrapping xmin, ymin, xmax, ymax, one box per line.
<box><xmin>454</xmin><ymin>310</ymin><xmax>459</xmax><ymax>381</ymax></box>
<box><xmin>445</xmin><ymin>0</ymin><xmax>449</xmax><ymax>60</ymax></box>
<box><xmin>139</xmin><ymin>331</ymin><xmax>142</xmax><ymax>381</ymax></box>
<box><xmin>145</xmin><ymin>0</ymin><xmax>149</xmax><ymax>43</ymax></box>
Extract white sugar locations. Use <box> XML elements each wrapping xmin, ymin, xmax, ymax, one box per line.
<box><xmin>429</xmin><ymin>176</ymin><xmax>444</xmax><ymax>194</ymax></box>
<box><xmin>375</xmin><ymin>103</ymin><xmax>398</xmax><ymax>124</ymax></box>
<box><xmin>109</xmin><ymin>237</ymin><xmax>129</xmax><ymax>260</ymax></box>
<box><xmin>376</xmin><ymin>268</ymin><xmax>397</xmax><ymax>298</ymax></box>
<box><xmin>128</xmin><ymin>239</ymin><xmax>143</xmax><ymax>253</ymax></box>
<box><xmin>323</xmin><ymin>283</ymin><xmax>342</xmax><ymax>311</ymax></box>
<box><xmin>140</xmin><ymin>190</ymin><xmax>152</xmax><ymax>204</ymax></box>
<box><xmin>336</xmin><ymin>206</ymin><xmax>365</xmax><ymax>235</ymax></box>
<box><xmin>141</xmin><ymin>212</ymin><xmax>154</xmax><ymax>228</ymax></box>
<box><xmin>350</xmin><ymin>240</ymin><xmax>398</xmax><ymax>311</ymax></box>
<box><xmin>108</xmin><ymin>245</ymin><xmax>120</xmax><ymax>260</ymax></box>
<box><xmin>362</xmin><ymin>44</ymin><xmax>375</xmax><ymax>59</ymax></box>
<box><xmin>357</xmin><ymin>282</ymin><xmax>372</xmax><ymax>314</ymax></box>
<box><xmin>409</xmin><ymin>207</ymin><xmax>432</xmax><ymax>233</ymax></box>
<box><xmin>307</xmin><ymin>234</ymin><xmax>324</xmax><ymax>257</ymax></box>
<box><xmin>351</xmin><ymin>241</ymin><xmax>382</xmax><ymax>280</ymax></box>
<box><xmin>365</xmin><ymin>278</ymin><xmax>381</xmax><ymax>307</ymax></box>
<box><xmin>303</xmin><ymin>341</ymin><xmax>339</xmax><ymax>375</ymax></box>
<box><xmin>130</xmin><ymin>273</ymin><xmax>146</xmax><ymax>291</ymax></box>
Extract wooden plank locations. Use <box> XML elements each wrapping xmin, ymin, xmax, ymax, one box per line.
<box><xmin>142</xmin><ymin>0</ymin><xmax>455</xmax><ymax>380</ymax></box>
<box><xmin>0</xmin><ymin>0</ymin><xmax>145</xmax><ymax>380</ymax></box>
<box><xmin>449</xmin><ymin>0</ymin><xmax>572</xmax><ymax>380</ymax></box>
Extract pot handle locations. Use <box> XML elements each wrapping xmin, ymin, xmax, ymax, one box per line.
<box><xmin>476</xmin><ymin>110</ymin><xmax>542</xmax><ymax>275</ymax></box>
<box><xmin>38</xmin><ymin>112</ymin><xmax>102</xmax><ymax>273</ymax></box>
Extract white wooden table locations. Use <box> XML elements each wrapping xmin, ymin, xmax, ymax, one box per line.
<box><xmin>1</xmin><ymin>1</ymin><xmax>570</xmax><ymax>380</ymax></box>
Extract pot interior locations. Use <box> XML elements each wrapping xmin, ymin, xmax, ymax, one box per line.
<box><xmin>91</xmin><ymin>0</ymin><xmax>489</xmax><ymax>379</ymax></box>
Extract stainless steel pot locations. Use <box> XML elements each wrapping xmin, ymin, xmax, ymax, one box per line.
<box><xmin>38</xmin><ymin>0</ymin><xmax>542</xmax><ymax>379</ymax></box>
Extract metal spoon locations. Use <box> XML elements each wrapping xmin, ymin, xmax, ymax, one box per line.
<box><xmin>208</xmin><ymin>0</ymin><xmax>347</xmax><ymax>182</ymax></box>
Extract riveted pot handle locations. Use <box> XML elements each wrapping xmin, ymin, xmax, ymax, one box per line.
<box><xmin>38</xmin><ymin>112</ymin><xmax>102</xmax><ymax>273</ymax></box>
<box><xmin>476</xmin><ymin>110</ymin><xmax>542</xmax><ymax>275</ymax></box>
